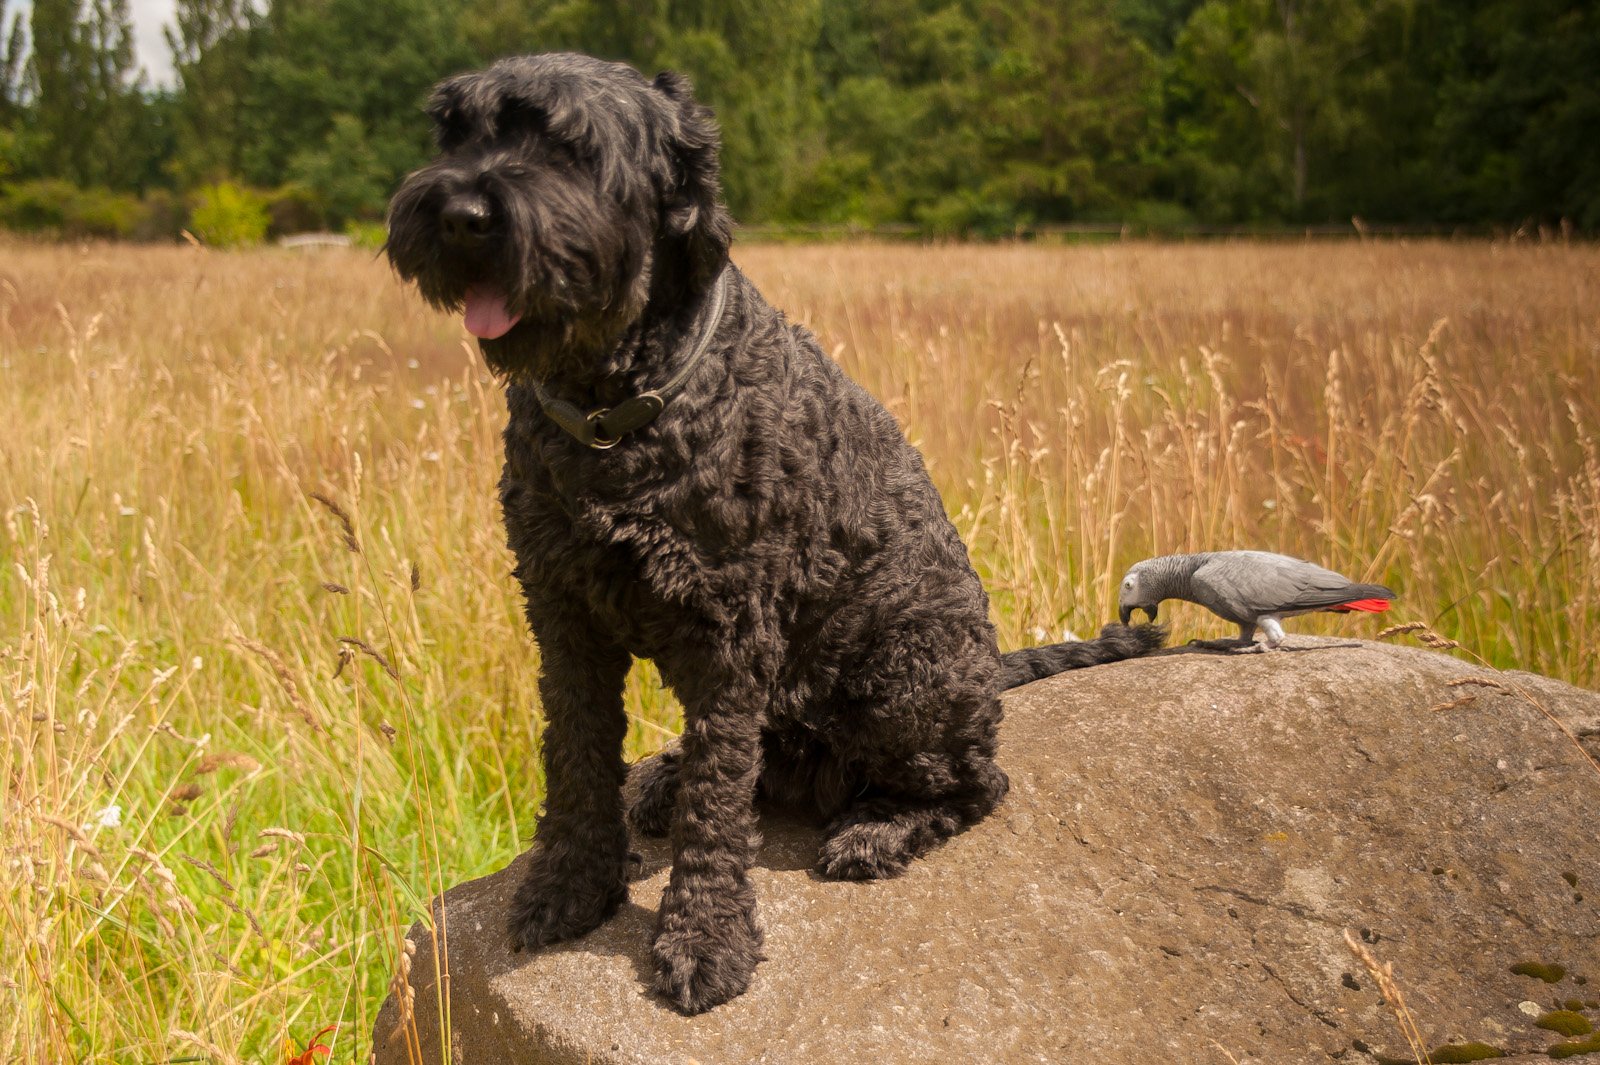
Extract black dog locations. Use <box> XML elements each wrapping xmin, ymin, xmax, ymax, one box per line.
<box><xmin>386</xmin><ymin>53</ymin><xmax>1163</xmax><ymax>1014</ymax></box>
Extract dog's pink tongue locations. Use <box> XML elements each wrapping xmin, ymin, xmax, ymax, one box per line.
<box><xmin>463</xmin><ymin>286</ymin><xmax>521</xmax><ymax>340</ymax></box>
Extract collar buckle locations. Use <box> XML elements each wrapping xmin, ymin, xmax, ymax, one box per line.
<box><xmin>533</xmin><ymin>268</ymin><xmax>730</xmax><ymax>450</ymax></box>
<box><xmin>586</xmin><ymin>409</ymin><xmax>621</xmax><ymax>450</ymax></box>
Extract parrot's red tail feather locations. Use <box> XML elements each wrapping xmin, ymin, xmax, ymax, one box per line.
<box><xmin>1328</xmin><ymin>598</ymin><xmax>1392</xmax><ymax>613</ymax></box>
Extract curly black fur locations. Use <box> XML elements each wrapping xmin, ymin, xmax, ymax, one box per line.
<box><xmin>386</xmin><ymin>52</ymin><xmax>1164</xmax><ymax>1015</ymax></box>
<box><xmin>999</xmin><ymin>622</ymin><xmax>1166</xmax><ymax>689</ymax></box>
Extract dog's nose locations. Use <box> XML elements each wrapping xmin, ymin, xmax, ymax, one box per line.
<box><xmin>439</xmin><ymin>193</ymin><xmax>494</xmax><ymax>247</ymax></box>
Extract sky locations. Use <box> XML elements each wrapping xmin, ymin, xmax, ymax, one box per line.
<box><xmin>8</xmin><ymin>0</ymin><xmax>180</xmax><ymax>87</ymax></box>
<box><xmin>131</xmin><ymin>0</ymin><xmax>180</xmax><ymax>86</ymax></box>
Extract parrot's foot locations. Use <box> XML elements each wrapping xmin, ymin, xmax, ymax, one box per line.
<box><xmin>1188</xmin><ymin>637</ymin><xmax>1262</xmax><ymax>653</ymax></box>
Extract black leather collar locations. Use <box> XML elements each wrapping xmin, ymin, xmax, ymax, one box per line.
<box><xmin>532</xmin><ymin>268</ymin><xmax>731</xmax><ymax>449</ymax></box>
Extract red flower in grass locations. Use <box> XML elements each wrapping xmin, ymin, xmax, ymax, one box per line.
<box><xmin>284</xmin><ymin>1024</ymin><xmax>336</xmax><ymax>1065</ymax></box>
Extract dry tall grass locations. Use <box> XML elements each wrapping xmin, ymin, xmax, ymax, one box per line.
<box><xmin>1</xmin><ymin>238</ymin><xmax>1596</xmax><ymax>1061</ymax></box>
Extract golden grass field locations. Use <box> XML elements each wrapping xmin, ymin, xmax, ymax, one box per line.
<box><xmin>2</xmin><ymin>238</ymin><xmax>1597</xmax><ymax>1061</ymax></box>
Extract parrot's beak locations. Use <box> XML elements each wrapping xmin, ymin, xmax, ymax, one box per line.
<box><xmin>1119</xmin><ymin>605</ymin><xmax>1133</xmax><ymax>625</ymax></box>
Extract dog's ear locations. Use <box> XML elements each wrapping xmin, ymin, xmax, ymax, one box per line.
<box><xmin>652</xmin><ymin>71</ymin><xmax>733</xmax><ymax>291</ymax></box>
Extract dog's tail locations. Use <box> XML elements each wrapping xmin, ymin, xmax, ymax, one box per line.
<box><xmin>999</xmin><ymin>623</ymin><xmax>1166</xmax><ymax>690</ymax></box>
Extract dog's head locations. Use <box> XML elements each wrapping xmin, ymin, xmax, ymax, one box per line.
<box><xmin>385</xmin><ymin>53</ymin><xmax>733</xmax><ymax>378</ymax></box>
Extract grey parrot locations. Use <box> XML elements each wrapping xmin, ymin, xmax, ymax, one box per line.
<box><xmin>1117</xmin><ymin>550</ymin><xmax>1396</xmax><ymax>650</ymax></box>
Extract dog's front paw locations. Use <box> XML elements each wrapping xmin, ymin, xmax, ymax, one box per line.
<box><xmin>651</xmin><ymin>902</ymin><xmax>764</xmax><ymax>1013</ymax></box>
<box><xmin>506</xmin><ymin>848</ymin><xmax>628</xmax><ymax>953</ymax></box>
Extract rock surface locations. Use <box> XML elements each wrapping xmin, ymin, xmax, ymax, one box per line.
<box><xmin>371</xmin><ymin>639</ymin><xmax>1600</xmax><ymax>1064</ymax></box>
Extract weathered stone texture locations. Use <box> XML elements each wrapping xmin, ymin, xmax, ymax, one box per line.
<box><xmin>372</xmin><ymin>640</ymin><xmax>1600</xmax><ymax>1064</ymax></box>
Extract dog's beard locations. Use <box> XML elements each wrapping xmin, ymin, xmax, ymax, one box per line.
<box><xmin>385</xmin><ymin>160</ymin><xmax>656</xmax><ymax>381</ymax></box>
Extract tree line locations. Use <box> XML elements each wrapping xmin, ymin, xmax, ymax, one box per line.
<box><xmin>1</xmin><ymin>0</ymin><xmax>1596</xmax><ymax>241</ymax></box>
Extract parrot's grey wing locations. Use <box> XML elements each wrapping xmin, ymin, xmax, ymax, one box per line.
<box><xmin>1187</xmin><ymin>558</ymin><xmax>1266</xmax><ymax>621</ymax></box>
<box><xmin>1193</xmin><ymin>555</ymin><xmax>1361</xmax><ymax>617</ymax></box>
<box><xmin>1273</xmin><ymin>559</ymin><xmax>1386</xmax><ymax>610</ymax></box>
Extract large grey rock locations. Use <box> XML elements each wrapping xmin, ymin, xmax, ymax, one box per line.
<box><xmin>371</xmin><ymin>640</ymin><xmax>1600</xmax><ymax>1064</ymax></box>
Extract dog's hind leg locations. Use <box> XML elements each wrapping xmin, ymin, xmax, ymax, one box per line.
<box><xmin>818</xmin><ymin>616</ymin><xmax>1010</xmax><ymax>880</ymax></box>
<box><xmin>626</xmin><ymin>729</ymin><xmax>836</xmax><ymax>839</ymax></box>
<box><xmin>507</xmin><ymin>609</ymin><xmax>633</xmax><ymax>953</ymax></box>
<box><xmin>816</xmin><ymin>747</ymin><xmax>1008</xmax><ymax>880</ymax></box>
<box><xmin>625</xmin><ymin>744</ymin><xmax>680</xmax><ymax>838</ymax></box>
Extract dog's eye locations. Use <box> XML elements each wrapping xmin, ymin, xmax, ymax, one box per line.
<box><xmin>434</xmin><ymin>118</ymin><xmax>470</xmax><ymax>150</ymax></box>
<box><xmin>496</xmin><ymin>99</ymin><xmax>546</xmax><ymax>135</ymax></box>
<box><xmin>426</xmin><ymin>88</ymin><xmax>473</xmax><ymax>148</ymax></box>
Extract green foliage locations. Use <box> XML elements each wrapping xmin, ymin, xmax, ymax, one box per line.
<box><xmin>189</xmin><ymin>180</ymin><xmax>269</xmax><ymax>246</ymax></box>
<box><xmin>264</xmin><ymin>182</ymin><xmax>326</xmax><ymax>235</ymax></box>
<box><xmin>0</xmin><ymin>177</ymin><xmax>150</xmax><ymax>236</ymax></box>
<box><xmin>979</xmin><ymin>0</ymin><xmax>1156</xmax><ymax>222</ymax></box>
<box><xmin>65</xmin><ymin>184</ymin><xmax>149</xmax><ymax>236</ymax></box>
<box><xmin>1124</xmin><ymin>198</ymin><xmax>1197</xmax><ymax>233</ymax></box>
<box><xmin>286</xmin><ymin>114</ymin><xmax>391</xmax><ymax>226</ymax></box>
<box><xmin>1511</xmin><ymin>960</ymin><xmax>1567</xmax><ymax>983</ymax></box>
<box><xmin>133</xmin><ymin>187</ymin><xmax>185</xmax><ymax>240</ymax></box>
<box><xmin>1549</xmin><ymin>1031</ymin><xmax>1600</xmax><ymax>1060</ymax></box>
<box><xmin>0</xmin><ymin>178</ymin><xmax>79</xmax><ymax>230</ymax></box>
<box><xmin>1424</xmin><ymin>1044</ymin><xmax>1503</xmax><ymax>1064</ymax></box>
<box><xmin>344</xmin><ymin>219</ymin><xmax>387</xmax><ymax>249</ymax></box>
<box><xmin>1428</xmin><ymin>0</ymin><xmax>1600</xmax><ymax>229</ymax></box>
<box><xmin>165</xmin><ymin>0</ymin><xmax>254</xmax><ymax>185</ymax></box>
<box><xmin>1538</xmin><ymin>1011</ymin><xmax>1595</xmax><ymax>1038</ymax></box>
<box><xmin>0</xmin><ymin>0</ymin><xmax>1598</xmax><ymax>234</ymax></box>
<box><xmin>236</xmin><ymin>0</ymin><xmax>476</xmax><ymax>224</ymax></box>
<box><xmin>23</xmin><ymin>0</ymin><xmax>155</xmax><ymax>189</ymax></box>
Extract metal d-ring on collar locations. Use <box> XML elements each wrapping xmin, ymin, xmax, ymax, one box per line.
<box><xmin>532</xmin><ymin>269</ymin><xmax>731</xmax><ymax>450</ymax></box>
